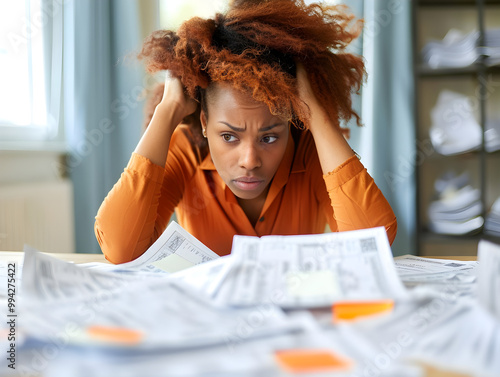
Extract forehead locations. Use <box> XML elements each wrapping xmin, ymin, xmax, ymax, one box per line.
<box><xmin>206</xmin><ymin>83</ymin><xmax>270</xmax><ymax>113</ymax></box>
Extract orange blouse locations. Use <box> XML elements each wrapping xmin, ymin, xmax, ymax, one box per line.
<box><xmin>95</xmin><ymin>126</ymin><xmax>397</xmax><ymax>264</ymax></box>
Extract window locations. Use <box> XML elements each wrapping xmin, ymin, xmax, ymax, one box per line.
<box><xmin>159</xmin><ymin>0</ymin><xmax>227</xmax><ymax>29</ymax></box>
<box><xmin>0</xmin><ymin>0</ymin><xmax>64</xmax><ymax>150</ymax></box>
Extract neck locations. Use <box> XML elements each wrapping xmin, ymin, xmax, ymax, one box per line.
<box><xmin>237</xmin><ymin>190</ymin><xmax>268</xmax><ymax>227</ymax></box>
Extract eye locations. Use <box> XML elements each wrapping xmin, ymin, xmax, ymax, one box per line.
<box><xmin>261</xmin><ymin>135</ymin><xmax>278</xmax><ymax>144</ymax></box>
<box><xmin>221</xmin><ymin>133</ymin><xmax>238</xmax><ymax>143</ymax></box>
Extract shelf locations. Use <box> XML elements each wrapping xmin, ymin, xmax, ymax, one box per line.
<box><xmin>418</xmin><ymin>0</ymin><xmax>474</xmax><ymax>6</ymax></box>
<box><xmin>416</xmin><ymin>63</ymin><xmax>500</xmax><ymax>77</ymax></box>
<box><xmin>422</xmin><ymin>151</ymin><xmax>478</xmax><ymax>161</ymax></box>
<box><xmin>419</xmin><ymin>231</ymin><xmax>485</xmax><ymax>243</ymax></box>
<box><xmin>418</xmin><ymin>0</ymin><xmax>500</xmax><ymax>5</ymax></box>
<box><xmin>416</xmin><ymin>64</ymin><xmax>479</xmax><ymax>77</ymax></box>
<box><xmin>419</xmin><ymin>150</ymin><xmax>500</xmax><ymax>162</ymax></box>
<box><xmin>414</xmin><ymin>0</ymin><xmax>499</xmax><ymax>255</ymax></box>
<box><xmin>420</xmin><ymin>231</ymin><xmax>500</xmax><ymax>245</ymax></box>
<box><xmin>485</xmin><ymin>64</ymin><xmax>500</xmax><ymax>73</ymax></box>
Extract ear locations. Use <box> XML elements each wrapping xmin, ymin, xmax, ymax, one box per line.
<box><xmin>200</xmin><ymin>110</ymin><xmax>208</xmax><ymax>129</ymax></box>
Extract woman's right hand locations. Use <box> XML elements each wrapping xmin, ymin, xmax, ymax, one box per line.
<box><xmin>135</xmin><ymin>72</ymin><xmax>198</xmax><ymax>167</ymax></box>
<box><xmin>158</xmin><ymin>72</ymin><xmax>198</xmax><ymax>127</ymax></box>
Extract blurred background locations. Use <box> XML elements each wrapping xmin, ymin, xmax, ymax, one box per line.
<box><xmin>0</xmin><ymin>0</ymin><xmax>498</xmax><ymax>257</ymax></box>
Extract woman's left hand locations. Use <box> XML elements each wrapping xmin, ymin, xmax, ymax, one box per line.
<box><xmin>295</xmin><ymin>62</ymin><xmax>355</xmax><ymax>173</ymax></box>
<box><xmin>295</xmin><ymin>62</ymin><xmax>329</xmax><ymax>130</ymax></box>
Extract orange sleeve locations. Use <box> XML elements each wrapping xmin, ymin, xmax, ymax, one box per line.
<box><xmin>94</xmin><ymin>127</ymin><xmax>198</xmax><ymax>264</ymax></box>
<box><xmin>322</xmin><ymin>156</ymin><xmax>398</xmax><ymax>245</ymax></box>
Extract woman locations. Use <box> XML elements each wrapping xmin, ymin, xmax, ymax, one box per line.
<box><xmin>95</xmin><ymin>0</ymin><xmax>397</xmax><ymax>263</ymax></box>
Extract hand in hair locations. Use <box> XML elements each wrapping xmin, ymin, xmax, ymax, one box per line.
<box><xmin>296</xmin><ymin>62</ymin><xmax>327</xmax><ymax>127</ymax></box>
<box><xmin>158</xmin><ymin>72</ymin><xmax>198</xmax><ymax>128</ymax></box>
<box><xmin>134</xmin><ymin>73</ymin><xmax>197</xmax><ymax>167</ymax></box>
<box><xmin>296</xmin><ymin>62</ymin><xmax>355</xmax><ymax>174</ymax></box>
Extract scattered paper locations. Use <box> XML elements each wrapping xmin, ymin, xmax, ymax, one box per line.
<box><xmin>81</xmin><ymin>221</ymin><xmax>219</xmax><ymax>274</ymax></box>
<box><xmin>19</xmin><ymin>250</ymin><xmax>301</xmax><ymax>352</ymax></box>
<box><xmin>349</xmin><ymin>292</ymin><xmax>500</xmax><ymax>377</ymax></box>
<box><xmin>21</xmin><ymin>246</ymin><xmax>137</xmax><ymax>304</ymax></box>
<box><xmin>477</xmin><ymin>239</ymin><xmax>500</xmax><ymax>320</ymax></box>
<box><xmin>215</xmin><ymin>227</ymin><xmax>407</xmax><ymax>308</ymax></box>
<box><xmin>394</xmin><ymin>255</ymin><xmax>478</xmax><ymax>299</ymax></box>
<box><xmin>170</xmin><ymin>255</ymin><xmax>234</xmax><ymax>298</ymax></box>
<box><xmin>394</xmin><ymin>255</ymin><xmax>478</xmax><ymax>277</ymax></box>
<box><xmin>4</xmin><ymin>224</ymin><xmax>500</xmax><ymax>377</ymax></box>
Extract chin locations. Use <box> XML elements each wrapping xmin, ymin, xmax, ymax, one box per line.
<box><xmin>235</xmin><ymin>191</ymin><xmax>261</xmax><ymax>200</ymax></box>
<box><xmin>231</xmin><ymin>187</ymin><xmax>264</xmax><ymax>201</ymax></box>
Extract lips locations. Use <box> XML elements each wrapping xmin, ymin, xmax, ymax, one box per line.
<box><xmin>232</xmin><ymin>176</ymin><xmax>265</xmax><ymax>191</ymax></box>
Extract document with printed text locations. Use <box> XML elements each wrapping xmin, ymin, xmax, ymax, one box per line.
<box><xmin>394</xmin><ymin>255</ymin><xmax>479</xmax><ymax>298</ymax></box>
<box><xmin>83</xmin><ymin>221</ymin><xmax>219</xmax><ymax>274</ymax></box>
<box><xmin>215</xmin><ymin>227</ymin><xmax>407</xmax><ymax>308</ymax></box>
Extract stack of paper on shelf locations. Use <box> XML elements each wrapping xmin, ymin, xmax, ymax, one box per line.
<box><xmin>483</xmin><ymin>28</ymin><xmax>500</xmax><ymax>66</ymax></box>
<box><xmin>421</xmin><ymin>28</ymin><xmax>500</xmax><ymax>69</ymax></box>
<box><xmin>485</xmin><ymin>197</ymin><xmax>500</xmax><ymax>237</ymax></box>
<box><xmin>421</xmin><ymin>29</ymin><xmax>479</xmax><ymax>69</ymax></box>
<box><xmin>485</xmin><ymin>119</ymin><xmax>500</xmax><ymax>152</ymax></box>
<box><xmin>427</xmin><ymin>171</ymin><xmax>484</xmax><ymax>235</ymax></box>
<box><xmin>429</xmin><ymin>90</ymin><xmax>482</xmax><ymax>156</ymax></box>
<box><xmin>433</xmin><ymin>170</ymin><xmax>469</xmax><ymax>194</ymax></box>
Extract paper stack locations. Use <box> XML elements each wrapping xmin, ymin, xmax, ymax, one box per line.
<box><xmin>213</xmin><ymin>228</ymin><xmax>407</xmax><ymax>309</ymax></box>
<box><xmin>421</xmin><ymin>28</ymin><xmax>500</xmax><ymax>69</ymax></box>
<box><xmin>394</xmin><ymin>255</ymin><xmax>478</xmax><ymax>298</ymax></box>
<box><xmin>0</xmin><ymin>224</ymin><xmax>419</xmax><ymax>377</ymax></box>
<box><xmin>2</xmin><ymin>223</ymin><xmax>500</xmax><ymax>376</ymax></box>
<box><xmin>346</xmin><ymin>292</ymin><xmax>500</xmax><ymax>377</ymax></box>
<box><xmin>483</xmin><ymin>28</ymin><xmax>500</xmax><ymax>66</ymax></box>
<box><xmin>427</xmin><ymin>171</ymin><xmax>484</xmax><ymax>235</ymax></box>
<box><xmin>485</xmin><ymin>119</ymin><xmax>500</xmax><ymax>152</ymax></box>
<box><xmin>422</xmin><ymin>29</ymin><xmax>479</xmax><ymax>69</ymax></box>
<box><xmin>485</xmin><ymin>197</ymin><xmax>500</xmax><ymax>237</ymax></box>
<box><xmin>429</xmin><ymin>90</ymin><xmax>482</xmax><ymax>156</ymax></box>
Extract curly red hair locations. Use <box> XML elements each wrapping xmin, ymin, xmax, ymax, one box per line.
<box><xmin>138</xmin><ymin>0</ymin><xmax>365</xmax><ymax>135</ymax></box>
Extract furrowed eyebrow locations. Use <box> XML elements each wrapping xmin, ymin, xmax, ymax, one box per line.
<box><xmin>219</xmin><ymin>122</ymin><xmax>245</xmax><ymax>132</ymax></box>
<box><xmin>260</xmin><ymin>123</ymin><xmax>286</xmax><ymax>132</ymax></box>
<box><xmin>218</xmin><ymin>122</ymin><xmax>286</xmax><ymax>132</ymax></box>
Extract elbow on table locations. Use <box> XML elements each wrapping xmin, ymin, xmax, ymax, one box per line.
<box><xmin>94</xmin><ymin>220</ymin><xmax>137</xmax><ymax>265</ymax></box>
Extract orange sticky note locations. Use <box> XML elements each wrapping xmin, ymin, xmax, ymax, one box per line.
<box><xmin>275</xmin><ymin>349</ymin><xmax>353</xmax><ymax>373</ymax></box>
<box><xmin>332</xmin><ymin>300</ymin><xmax>394</xmax><ymax>323</ymax></box>
<box><xmin>87</xmin><ymin>326</ymin><xmax>143</xmax><ymax>345</ymax></box>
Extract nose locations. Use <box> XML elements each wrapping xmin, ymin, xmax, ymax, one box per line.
<box><xmin>238</xmin><ymin>142</ymin><xmax>261</xmax><ymax>170</ymax></box>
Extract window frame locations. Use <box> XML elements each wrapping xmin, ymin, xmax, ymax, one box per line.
<box><xmin>0</xmin><ymin>0</ymin><xmax>66</xmax><ymax>152</ymax></box>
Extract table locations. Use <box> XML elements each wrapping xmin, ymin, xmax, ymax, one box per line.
<box><xmin>423</xmin><ymin>256</ymin><xmax>477</xmax><ymax>261</ymax></box>
<box><xmin>0</xmin><ymin>251</ymin><xmax>478</xmax><ymax>264</ymax></box>
<box><xmin>0</xmin><ymin>251</ymin><xmax>110</xmax><ymax>264</ymax></box>
<box><xmin>0</xmin><ymin>251</ymin><xmax>476</xmax><ymax>377</ymax></box>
